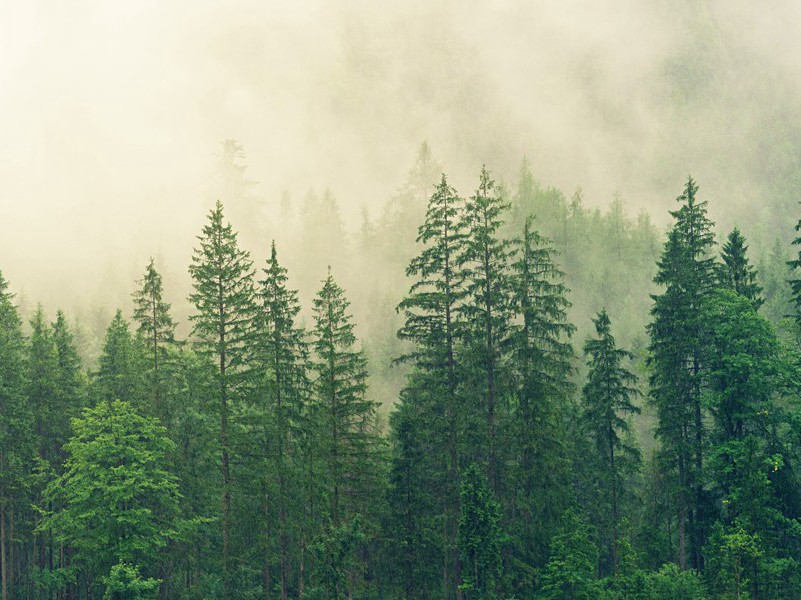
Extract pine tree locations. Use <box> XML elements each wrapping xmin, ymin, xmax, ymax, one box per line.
<box><xmin>310</xmin><ymin>269</ymin><xmax>381</xmax><ymax>597</ymax></box>
<box><xmin>458</xmin><ymin>166</ymin><xmax>514</xmax><ymax>491</ymax></box>
<box><xmin>95</xmin><ymin>310</ymin><xmax>146</xmax><ymax>407</ymax></box>
<box><xmin>507</xmin><ymin>217</ymin><xmax>575</xmax><ymax>578</ymax></box>
<box><xmin>396</xmin><ymin>174</ymin><xmax>467</xmax><ymax>598</ymax></box>
<box><xmin>457</xmin><ymin>464</ymin><xmax>502</xmax><ymax>600</ymax></box>
<box><xmin>719</xmin><ymin>228</ymin><xmax>763</xmax><ymax>309</ymax></box>
<box><xmin>311</xmin><ymin>269</ymin><xmax>378</xmax><ymax>524</ymax></box>
<box><xmin>648</xmin><ymin>176</ymin><xmax>716</xmax><ymax>570</ymax></box>
<box><xmin>132</xmin><ymin>258</ymin><xmax>176</xmax><ymax>422</ymax></box>
<box><xmin>255</xmin><ymin>241</ymin><xmax>308</xmax><ymax>600</ymax></box>
<box><xmin>188</xmin><ymin>200</ymin><xmax>257</xmax><ymax>599</ymax></box>
<box><xmin>581</xmin><ymin>309</ymin><xmax>640</xmax><ymax>575</ymax></box>
<box><xmin>0</xmin><ymin>271</ymin><xmax>31</xmax><ymax>600</ymax></box>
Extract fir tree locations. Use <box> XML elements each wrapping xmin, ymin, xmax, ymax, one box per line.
<box><xmin>581</xmin><ymin>309</ymin><xmax>640</xmax><ymax>575</ymax></box>
<box><xmin>96</xmin><ymin>310</ymin><xmax>146</xmax><ymax>407</ymax></box>
<box><xmin>396</xmin><ymin>174</ymin><xmax>467</xmax><ymax>598</ymax></box>
<box><xmin>507</xmin><ymin>217</ymin><xmax>575</xmax><ymax>578</ymax></box>
<box><xmin>188</xmin><ymin>200</ymin><xmax>257</xmax><ymax>599</ymax></box>
<box><xmin>457</xmin><ymin>166</ymin><xmax>514</xmax><ymax>491</ymax></box>
<box><xmin>0</xmin><ymin>271</ymin><xmax>31</xmax><ymax>600</ymax></box>
<box><xmin>648</xmin><ymin>176</ymin><xmax>716</xmax><ymax>570</ymax></box>
<box><xmin>132</xmin><ymin>258</ymin><xmax>176</xmax><ymax>421</ymax></box>
<box><xmin>719</xmin><ymin>228</ymin><xmax>763</xmax><ymax>308</ymax></box>
<box><xmin>457</xmin><ymin>464</ymin><xmax>502</xmax><ymax>600</ymax></box>
<box><xmin>255</xmin><ymin>241</ymin><xmax>308</xmax><ymax>600</ymax></box>
<box><xmin>311</xmin><ymin>269</ymin><xmax>378</xmax><ymax>524</ymax></box>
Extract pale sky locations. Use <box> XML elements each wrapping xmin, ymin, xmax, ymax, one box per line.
<box><xmin>2</xmin><ymin>0</ymin><xmax>801</xmax><ymax>311</ymax></box>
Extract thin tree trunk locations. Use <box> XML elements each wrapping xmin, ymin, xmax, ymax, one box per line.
<box><xmin>1</xmin><ymin>493</ymin><xmax>7</xmax><ymax>600</ymax></box>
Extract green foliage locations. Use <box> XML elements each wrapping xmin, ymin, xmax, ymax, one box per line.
<box><xmin>308</xmin><ymin>514</ymin><xmax>366</xmax><ymax>600</ymax></box>
<box><xmin>581</xmin><ymin>309</ymin><xmax>640</xmax><ymax>575</ymax></box>
<box><xmin>458</xmin><ymin>463</ymin><xmax>502</xmax><ymax>599</ymax></box>
<box><xmin>96</xmin><ymin>309</ymin><xmax>147</xmax><ymax>408</ymax></box>
<box><xmin>42</xmin><ymin>400</ymin><xmax>181</xmax><ymax>589</ymax></box>
<box><xmin>103</xmin><ymin>562</ymin><xmax>160</xmax><ymax>600</ymax></box>
<box><xmin>719</xmin><ymin>228</ymin><xmax>763</xmax><ymax>308</ymax></box>
<box><xmin>539</xmin><ymin>508</ymin><xmax>598</xmax><ymax>600</ymax></box>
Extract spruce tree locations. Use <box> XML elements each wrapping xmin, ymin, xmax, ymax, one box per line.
<box><xmin>311</xmin><ymin>269</ymin><xmax>378</xmax><ymax>524</ymax></box>
<box><xmin>507</xmin><ymin>217</ymin><xmax>575</xmax><ymax>577</ymax></box>
<box><xmin>648</xmin><ymin>176</ymin><xmax>716</xmax><ymax>570</ymax></box>
<box><xmin>457</xmin><ymin>166</ymin><xmax>513</xmax><ymax>491</ymax></box>
<box><xmin>581</xmin><ymin>309</ymin><xmax>640</xmax><ymax>575</ymax></box>
<box><xmin>132</xmin><ymin>258</ymin><xmax>176</xmax><ymax>421</ymax></box>
<box><xmin>0</xmin><ymin>271</ymin><xmax>31</xmax><ymax>600</ymax></box>
<box><xmin>310</xmin><ymin>269</ymin><xmax>381</xmax><ymax>596</ymax></box>
<box><xmin>396</xmin><ymin>174</ymin><xmax>467</xmax><ymax>598</ymax></box>
<box><xmin>188</xmin><ymin>200</ymin><xmax>257</xmax><ymax>599</ymax></box>
<box><xmin>719</xmin><ymin>228</ymin><xmax>763</xmax><ymax>308</ymax></box>
<box><xmin>96</xmin><ymin>310</ymin><xmax>146</xmax><ymax>407</ymax></box>
<box><xmin>457</xmin><ymin>463</ymin><xmax>502</xmax><ymax>600</ymax></box>
<box><xmin>255</xmin><ymin>241</ymin><xmax>308</xmax><ymax>600</ymax></box>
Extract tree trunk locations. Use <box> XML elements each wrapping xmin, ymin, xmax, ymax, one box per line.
<box><xmin>1</xmin><ymin>493</ymin><xmax>7</xmax><ymax>600</ymax></box>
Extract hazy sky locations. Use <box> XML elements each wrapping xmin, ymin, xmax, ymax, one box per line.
<box><xmin>2</xmin><ymin>0</ymin><xmax>801</xmax><ymax>311</ymax></box>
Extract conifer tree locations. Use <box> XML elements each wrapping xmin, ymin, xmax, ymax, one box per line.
<box><xmin>0</xmin><ymin>271</ymin><xmax>30</xmax><ymax>600</ymax></box>
<box><xmin>310</xmin><ymin>269</ymin><xmax>381</xmax><ymax>596</ymax></box>
<box><xmin>132</xmin><ymin>258</ymin><xmax>176</xmax><ymax>421</ymax></box>
<box><xmin>396</xmin><ymin>174</ymin><xmax>467</xmax><ymax>598</ymax></box>
<box><xmin>648</xmin><ymin>176</ymin><xmax>716</xmax><ymax>570</ymax></box>
<box><xmin>719</xmin><ymin>228</ymin><xmax>763</xmax><ymax>308</ymax></box>
<box><xmin>457</xmin><ymin>463</ymin><xmax>502</xmax><ymax>600</ymax></box>
<box><xmin>507</xmin><ymin>217</ymin><xmax>575</xmax><ymax>575</ymax></box>
<box><xmin>311</xmin><ymin>269</ymin><xmax>378</xmax><ymax>524</ymax></box>
<box><xmin>458</xmin><ymin>166</ymin><xmax>514</xmax><ymax>491</ymax></box>
<box><xmin>188</xmin><ymin>200</ymin><xmax>257</xmax><ymax>599</ymax></box>
<box><xmin>581</xmin><ymin>309</ymin><xmax>640</xmax><ymax>575</ymax></box>
<box><xmin>255</xmin><ymin>241</ymin><xmax>308</xmax><ymax>600</ymax></box>
<box><xmin>96</xmin><ymin>310</ymin><xmax>146</xmax><ymax>407</ymax></box>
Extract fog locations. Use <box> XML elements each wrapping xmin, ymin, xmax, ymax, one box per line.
<box><xmin>2</xmin><ymin>0</ymin><xmax>801</xmax><ymax>324</ymax></box>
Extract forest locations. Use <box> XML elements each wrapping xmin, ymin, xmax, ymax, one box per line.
<box><xmin>3</xmin><ymin>138</ymin><xmax>801</xmax><ymax>600</ymax></box>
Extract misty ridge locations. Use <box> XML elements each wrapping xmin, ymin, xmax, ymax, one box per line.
<box><xmin>3</xmin><ymin>1</ymin><xmax>801</xmax><ymax>599</ymax></box>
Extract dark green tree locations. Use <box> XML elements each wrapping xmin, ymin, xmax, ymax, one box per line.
<box><xmin>188</xmin><ymin>200</ymin><xmax>257</xmax><ymax>599</ymax></box>
<box><xmin>539</xmin><ymin>509</ymin><xmax>598</xmax><ymax>600</ymax></box>
<box><xmin>719</xmin><ymin>228</ymin><xmax>763</xmax><ymax>309</ymax></box>
<box><xmin>310</xmin><ymin>270</ymin><xmax>382</xmax><ymax>596</ymax></box>
<box><xmin>458</xmin><ymin>166</ymin><xmax>514</xmax><ymax>491</ymax></box>
<box><xmin>0</xmin><ymin>271</ymin><xmax>31</xmax><ymax>600</ymax></box>
<box><xmin>395</xmin><ymin>174</ymin><xmax>468</xmax><ymax>598</ymax></box>
<box><xmin>581</xmin><ymin>309</ymin><xmax>640</xmax><ymax>575</ymax></box>
<box><xmin>255</xmin><ymin>240</ymin><xmax>308</xmax><ymax>600</ymax></box>
<box><xmin>96</xmin><ymin>310</ymin><xmax>146</xmax><ymax>408</ymax></box>
<box><xmin>648</xmin><ymin>176</ymin><xmax>716</xmax><ymax>570</ymax></box>
<box><xmin>507</xmin><ymin>217</ymin><xmax>575</xmax><ymax>581</ymax></box>
<box><xmin>458</xmin><ymin>463</ymin><xmax>502</xmax><ymax>600</ymax></box>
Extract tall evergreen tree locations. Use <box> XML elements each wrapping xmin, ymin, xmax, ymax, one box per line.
<box><xmin>396</xmin><ymin>174</ymin><xmax>467</xmax><ymax>598</ymax></box>
<box><xmin>310</xmin><ymin>269</ymin><xmax>382</xmax><ymax>597</ymax></box>
<box><xmin>581</xmin><ymin>309</ymin><xmax>640</xmax><ymax>575</ymax></box>
<box><xmin>188</xmin><ymin>200</ymin><xmax>257</xmax><ymax>599</ymax></box>
<box><xmin>648</xmin><ymin>176</ymin><xmax>716</xmax><ymax>570</ymax></box>
<box><xmin>719</xmin><ymin>228</ymin><xmax>763</xmax><ymax>309</ymax></box>
<box><xmin>457</xmin><ymin>464</ymin><xmax>502</xmax><ymax>600</ymax></box>
<box><xmin>96</xmin><ymin>310</ymin><xmax>146</xmax><ymax>407</ymax></box>
<box><xmin>458</xmin><ymin>166</ymin><xmax>514</xmax><ymax>491</ymax></box>
<box><xmin>0</xmin><ymin>271</ymin><xmax>30</xmax><ymax>600</ymax></box>
<box><xmin>132</xmin><ymin>258</ymin><xmax>176</xmax><ymax>422</ymax></box>
<box><xmin>506</xmin><ymin>217</ymin><xmax>575</xmax><ymax>581</ymax></box>
<box><xmin>255</xmin><ymin>241</ymin><xmax>308</xmax><ymax>600</ymax></box>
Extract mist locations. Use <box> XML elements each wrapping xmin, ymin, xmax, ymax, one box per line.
<box><xmin>2</xmin><ymin>0</ymin><xmax>801</xmax><ymax>323</ymax></box>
